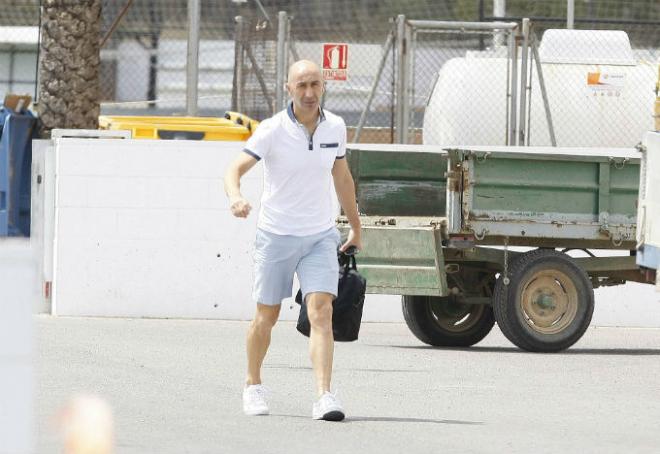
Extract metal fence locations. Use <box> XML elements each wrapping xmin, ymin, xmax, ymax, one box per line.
<box><xmin>392</xmin><ymin>18</ymin><xmax>520</xmax><ymax>145</ymax></box>
<box><xmin>0</xmin><ymin>1</ymin><xmax>40</xmax><ymax>102</ymax></box>
<box><xmin>404</xmin><ymin>17</ymin><xmax>659</xmax><ymax>148</ymax></box>
<box><xmin>286</xmin><ymin>13</ymin><xmax>397</xmax><ymax>142</ymax></box>
<box><xmin>232</xmin><ymin>13</ymin><xmax>278</xmax><ymax>121</ymax></box>
<box><xmin>517</xmin><ymin>24</ymin><xmax>658</xmax><ymax>148</ymax></box>
<box><xmin>0</xmin><ymin>0</ymin><xmax>658</xmax><ymax>146</ymax></box>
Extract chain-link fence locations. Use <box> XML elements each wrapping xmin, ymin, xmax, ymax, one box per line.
<box><xmin>404</xmin><ymin>20</ymin><xmax>519</xmax><ymax>146</ymax></box>
<box><xmin>415</xmin><ymin>18</ymin><xmax>658</xmax><ymax>148</ymax></box>
<box><xmin>232</xmin><ymin>13</ymin><xmax>278</xmax><ymax>121</ymax></box>
<box><xmin>522</xmin><ymin>26</ymin><xmax>657</xmax><ymax>148</ymax></box>
<box><xmin>486</xmin><ymin>0</ymin><xmax>660</xmax><ymax>147</ymax></box>
<box><xmin>1</xmin><ymin>0</ymin><xmax>658</xmax><ymax>146</ymax></box>
<box><xmin>0</xmin><ymin>1</ymin><xmax>40</xmax><ymax>103</ymax></box>
<box><xmin>99</xmin><ymin>1</ymin><xmax>233</xmax><ymax>115</ymax></box>
<box><xmin>287</xmin><ymin>19</ymin><xmax>396</xmax><ymax>143</ymax></box>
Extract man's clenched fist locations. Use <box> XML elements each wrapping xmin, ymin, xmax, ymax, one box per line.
<box><xmin>230</xmin><ymin>196</ymin><xmax>252</xmax><ymax>218</ymax></box>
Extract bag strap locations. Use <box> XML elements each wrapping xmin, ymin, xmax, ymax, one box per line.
<box><xmin>339</xmin><ymin>247</ymin><xmax>358</xmax><ymax>272</ymax></box>
<box><xmin>342</xmin><ymin>254</ymin><xmax>357</xmax><ymax>273</ymax></box>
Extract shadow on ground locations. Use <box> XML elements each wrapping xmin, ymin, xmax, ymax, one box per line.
<box><xmin>270</xmin><ymin>414</ymin><xmax>483</xmax><ymax>425</ymax></box>
<box><xmin>380</xmin><ymin>345</ymin><xmax>660</xmax><ymax>356</ymax></box>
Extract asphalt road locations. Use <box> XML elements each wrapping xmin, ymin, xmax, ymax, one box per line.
<box><xmin>35</xmin><ymin>316</ymin><xmax>660</xmax><ymax>454</ymax></box>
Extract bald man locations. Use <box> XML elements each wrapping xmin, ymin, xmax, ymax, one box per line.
<box><xmin>224</xmin><ymin>60</ymin><xmax>362</xmax><ymax>421</ymax></box>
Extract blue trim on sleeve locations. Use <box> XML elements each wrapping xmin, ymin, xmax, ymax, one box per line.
<box><xmin>335</xmin><ymin>155</ymin><xmax>346</xmax><ymax>160</ymax></box>
<box><xmin>242</xmin><ymin>148</ymin><xmax>261</xmax><ymax>161</ymax></box>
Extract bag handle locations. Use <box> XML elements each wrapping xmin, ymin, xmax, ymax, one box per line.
<box><xmin>339</xmin><ymin>246</ymin><xmax>358</xmax><ymax>272</ymax></box>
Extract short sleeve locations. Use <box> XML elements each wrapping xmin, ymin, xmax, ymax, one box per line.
<box><xmin>243</xmin><ymin>118</ymin><xmax>274</xmax><ymax>161</ymax></box>
<box><xmin>335</xmin><ymin>120</ymin><xmax>347</xmax><ymax>160</ymax></box>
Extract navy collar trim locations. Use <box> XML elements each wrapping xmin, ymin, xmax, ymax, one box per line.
<box><xmin>287</xmin><ymin>102</ymin><xmax>325</xmax><ymax>124</ymax></box>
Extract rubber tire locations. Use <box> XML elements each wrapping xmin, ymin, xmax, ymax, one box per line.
<box><xmin>402</xmin><ymin>295</ymin><xmax>495</xmax><ymax>347</ymax></box>
<box><xmin>493</xmin><ymin>249</ymin><xmax>594</xmax><ymax>353</ymax></box>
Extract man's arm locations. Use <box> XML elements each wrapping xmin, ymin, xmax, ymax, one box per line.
<box><xmin>224</xmin><ymin>151</ymin><xmax>259</xmax><ymax>218</ymax></box>
<box><xmin>332</xmin><ymin>158</ymin><xmax>363</xmax><ymax>252</ymax></box>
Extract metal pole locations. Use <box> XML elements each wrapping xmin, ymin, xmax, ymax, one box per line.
<box><xmin>395</xmin><ymin>14</ymin><xmax>408</xmax><ymax>144</ymax></box>
<box><xmin>404</xmin><ymin>23</ymin><xmax>413</xmax><ymax>143</ymax></box>
<box><xmin>253</xmin><ymin>0</ymin><xmax>271</xmax><ymax>25</ymax></box>
<box><xmin>407</xmin><ymin>20</ymin><xmax>517</xmax><ymax>30</ymax></box>
<box><xmin>276</xmin><ymin>11</ymin><xmax>287</xmax><ymax>112</ymax></box>
<box><xmin>411</xmin><ymin>28</ymin><xmax>418</xmax><ymax>132</ymax></box>
<box><xmin>147</xmin><ymin>0</ymin><xmax>159</xmax><ymax>110</ymax></box>
<box><xmin>526</xmin><ymin>32</ymin><xmax>534</xmax><ymax>145</ymax></box>
<box><xmin>100</xmin><ymin>0</ymin><xmax>134</xmax><ymax>48</ymax></box>
<box><xmin>478</xmin><ymin>0</ymin><xmax>485</xmax><ymax>50</ymax></box>
<box><xmin>493</xmin><ymin>0</ymin><xmax>506</xmax><ymax>18</ymax></box>
<box><xmin>493</xmin><ymin>0</ymin><xmax>506</xmax><ymax>46</ymax></box>
<box><xmin>289</xmin><ymin>41</ymin><xmax>299</xmax><ymax>61</ymax></box>
<box><xmin>284</xmin><ymin>14</ymin><xmax>291</xmax><ymax>99</ymax></box>
<box><xmin>390</xmin><ymin>31</ymin><xmax>395</xmax><ymax>144</ymax></box>
<box><xmin>232</xmin><ymin>16</ymin><xmax>245</xmax><ymax>114</ymax></box>
<box><xmin>186</xmin><ymin>0</ymin><xmax>200</xmax><ymax>116</ymax></box>
<box><xmin>531</xmin><ymin>36</ymin><xmax>557</xmax><ymax>146</ymax></box>
<box><xmin>244</xmin><ymin>42</ymin><xmax>274</xmax><ymax>115</ymax></box>
<box><xmin>354</xmin><ymin>32</ymin><xmax>394</xmax><ymax>143</ymax></box>
<box><xmin>508</xmin><ymin>26</ymin><xmax>518</xmax><ymax>146</ymax></box>
<box><xmin>284</xmin><ymin>11</ymin><xmax>300</xmax><ymax>61</ymax></box>
<box><xmin>567</xmin><ymin>0</ymin><xmax>575</xmax><ymax>29</ymax></box>
<box><xmin>504</xmin><ymin>28</ymin><xmax>511</xmax><ymax>144</ymax></box>
<box><xmin>518</xmin><ymin>18</ymin><xmax>530</xmax><ymax>146</ymax></box>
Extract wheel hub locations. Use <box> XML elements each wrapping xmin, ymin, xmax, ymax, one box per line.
<box><xmin>520</xmin><ymin>271</ymin><xmax>578</xmax><ymax>334</ymax></box>
<box><xmin>429</xmin><ymin>297</ymin><xmax>484</xmax><ymax>333</ymax></box>
<box><xmin>533</xmin><ymin>292</ymin><xmax>556</xmax><ymax>310</ymax></box>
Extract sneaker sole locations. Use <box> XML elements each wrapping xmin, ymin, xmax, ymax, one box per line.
<box><xmin>319</xmin><ymin>410</ymin><xmax>345</xmax><ymax>421</ymax></box>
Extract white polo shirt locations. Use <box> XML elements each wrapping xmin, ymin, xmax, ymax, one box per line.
<box><xmin>243</xmin><ymin>103</ymin><xmax>347</xmax><ymax>236</ymax></box>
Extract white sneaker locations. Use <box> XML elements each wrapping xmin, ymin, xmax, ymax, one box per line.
<box><xmin>312</xmin><ymin>391</ymin><xmax>345</xmax><ymax>421</ymax></box>
<box><xmin>242</xmin><ymin>384</ymin><xmax>269</xmax><ymax>416</ymax></box>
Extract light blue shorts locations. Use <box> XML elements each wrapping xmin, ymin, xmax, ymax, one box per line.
<box><xmin>252</xmin><ymin>227</ymin><xmax>341</xmax><ymax>306</ymax></box>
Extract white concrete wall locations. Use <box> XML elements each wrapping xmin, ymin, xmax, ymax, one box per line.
<box><xmin>0</xmin><ymin>239</ymin><xmax>35</xmax><ymax>454</ymax></box>
<box><xmin>31</xmin><ymin>140</ymin><xmax>54</xmax><ymax>314</ymax></box>
<box><xmin>51</xmin><ymin>139</ymin><xmax>255</xmax><ymax>319</ymax></box>
<box><xmin>46</xmin><ymin>138</ymin><xmax>660</xmax><ymax>326</ymax></box>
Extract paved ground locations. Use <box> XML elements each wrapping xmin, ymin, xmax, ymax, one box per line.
<box><xmin>36</xmin><ymin>315</ymin><xmax>660</xmax><ymax>454</ymax></box>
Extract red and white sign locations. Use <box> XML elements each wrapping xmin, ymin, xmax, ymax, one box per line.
<box><xmin>322</xmin><ymin>43</ymin><xmax>348</xmax><ymax>81</ymax></box>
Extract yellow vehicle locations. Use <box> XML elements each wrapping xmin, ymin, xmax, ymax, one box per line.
<box><xmin>98</xmin><ymin>115</ymin><xmax>253</xmax><ymax>141</ymax></box>
<box><xmin>223</xmin><ymin>111</ymin><xmax>260</xmax><ymax>132</ymax></box>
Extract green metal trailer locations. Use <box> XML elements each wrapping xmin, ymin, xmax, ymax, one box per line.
<box><xmin>339</xmin><ymin>144</ymin><xmax>651</xmax><ymax>352</ymax></box>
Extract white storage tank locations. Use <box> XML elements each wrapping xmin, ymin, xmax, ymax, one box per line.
<box><xmin>423</xmin><ymin>29</ymin><xmax>658</xmax><ymax>147</ymax></box>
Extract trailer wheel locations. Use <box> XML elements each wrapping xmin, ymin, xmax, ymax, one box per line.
<box><xmin>493</xmin><ymin>249</ymin><xmax>594</xmax><ymax>352</ymax></box>
<box><xmin>402</xmin><ymin>295</ymin><xmax>495</xmax><ymax>347</ymax></box>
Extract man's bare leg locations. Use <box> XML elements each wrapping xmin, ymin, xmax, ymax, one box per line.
<box><xmin>306</xmin><ymin>292</ymin><xmax>335</xmax><ymax>396</ymax></box>
<box><xmin>246</xmin><ymin>303</ymin><xmax>281</xmax><ymax>385</ymax></box>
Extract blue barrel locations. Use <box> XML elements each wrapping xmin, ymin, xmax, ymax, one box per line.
<box><xmin>0</xmin><ymin>108</ymin><xmax>38</xmax><ymax>237</ymax></box>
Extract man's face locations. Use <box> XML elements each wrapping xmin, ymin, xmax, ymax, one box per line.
<box><xmin>287</xmin><ymin>66</ymin><xmax>324</xmax><ymax>116</ymax></box>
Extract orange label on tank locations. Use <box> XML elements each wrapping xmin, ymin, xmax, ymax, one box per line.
<box><xmin>587</xmin><ymin>72</ymin><xmax>602</xmax><ymax>85</ymax></box>
<box><xmin>587</xmin><ymin>71</ymin><xmax>625</xmax><ymax>97</ymax></box>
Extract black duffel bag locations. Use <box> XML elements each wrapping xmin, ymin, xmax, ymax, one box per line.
<box><xmin>295</xmin><ymin>249</ymin><xmax>366</xmax><ymax>342</ymax></box>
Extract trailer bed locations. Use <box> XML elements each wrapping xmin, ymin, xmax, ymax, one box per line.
<box><xmin>347</xmin><ymin>144</ymin><xmax>640</xmax><ymax>249</ymax></box>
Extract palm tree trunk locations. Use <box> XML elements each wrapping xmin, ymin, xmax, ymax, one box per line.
<box><xmin>37</xmin><ymin>0</ymin><xmax>102</xmax><ymax>135</ymax></box>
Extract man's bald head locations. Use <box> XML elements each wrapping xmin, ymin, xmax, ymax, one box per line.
<box><xmin>287</xmin><ymin>59</ymin><xmax>322</xmax><ymax>84</ymax></box>
<box><xmin>286</xmin><ymin>59</ymin><xmax>324</xmax><ymax>121</ymax></box>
